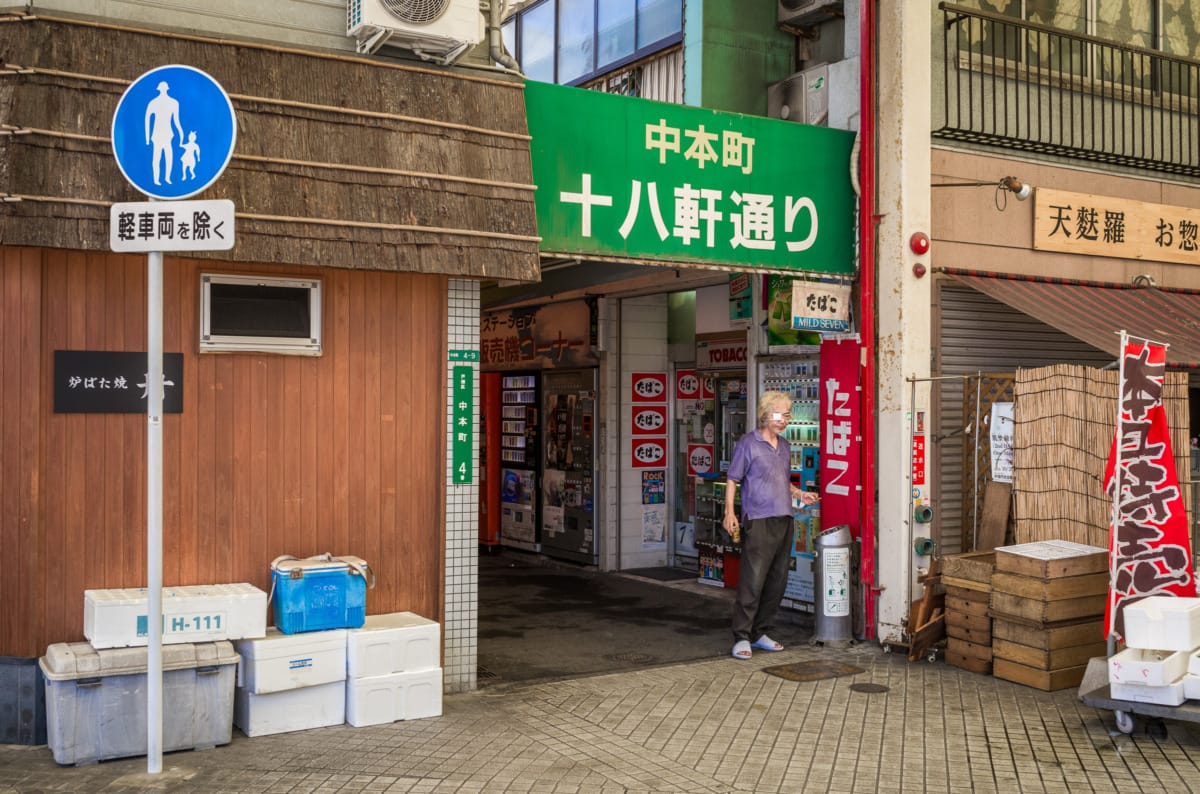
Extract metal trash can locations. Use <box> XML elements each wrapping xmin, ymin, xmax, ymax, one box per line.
<box><xmin>813</xmin><ymin>524</ymin><xmax>854</xmax><ymax>646</ymax></box>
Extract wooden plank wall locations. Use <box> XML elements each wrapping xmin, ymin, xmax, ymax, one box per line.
<box><xmin>0</xmin><ymin>246</ymin><xmax>447</xmax><ymax>657</ymax></box>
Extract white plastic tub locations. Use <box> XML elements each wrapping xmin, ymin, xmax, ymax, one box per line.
<box><xmin>1123</xmin><ymin>597</ymin><xmax>1200</xmax><ymax>651</ymax></box>
<box><xmin>84</xmin><ymin>583</ymin><xmax>267</xmax><ymax>649</ymax></box>
<box><xmin>40</xmin><ymin>641</ymin><xmax>238</xmax><ymax>765</ymax></box>
<box><xmin>1109</xmin><ymin>647</ymin><xmax>1190</xmax><ymax>687</ymax></box>
<box><xmin>345</xmin><ymin>668</ymin><xmax>442</xmax><ymax>727</ymax></box>
<box><xmin>234</xmin><ymin>628</ymin><xmax>347</xmax><ymax>694</ymax></box>
<box><xmin>234</xmin><ymin>680</ymin><xmax>345</xmax><ymax>737</ymax></box>
<box><xmin>347</xmin><ymin>613</ymin><xmax>439</xmax><ymax>678</ymax></box>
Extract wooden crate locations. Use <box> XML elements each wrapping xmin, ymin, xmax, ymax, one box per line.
<box><xmin>946</xmin><ymin>648</ymin><xmax>993</xmax><ymax>675</ymax></box>
<box><xmin>945</xmin><ymin>584</ymin><xmax>989</xmax><ymax>604</ymax></box>
<box><xmin>948</xmin><ymin>636</ymin><xmax>992</xmax><ymax>662</ymax></box>
<box><xmin>995</xmin><ymin>540</ymin><xmax>1107</xmax><ymax>579</ymax></box>
<box><xmin>992</xmin><ymin>638</ymin><xmax>1106</xmax><ymax>669</ymax></box>
<box><xmin>942</xmin><ymin>551</ymin><xmax>996</xmax><ymax>585</ymax></box>
<box><xmin>947</xmin><ymin>594</ymin><xmax>992</xmax><ymax>618</ymax></box>
<box><xmin>993</xmin><ymin>658</ymin><xmax>1088</xmax><ymax>691</ymax></box>
<box><xmin>990</xmin><ymin>591</ymin><xmax>1105</xmax><ymax>624</ymax></box>
<box><xmin>947</xmin><ymin>620</ymin><xmax>992</xmax><ymax>646</ymax></box>
<box><xmin>992</xmin><ymin>617</ymin><xmax>1104</xmax><ymax>650</ymax></box>
<box><xmin>991</xmin><ymin>571</ymin><xmax>1107</xmax><ymax>600</ymax></box>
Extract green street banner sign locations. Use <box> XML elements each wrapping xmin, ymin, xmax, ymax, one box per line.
<box><xmin>525</xmin><ymin>81</ymin><xmax>856</xmax><ymax>274</ymax></box>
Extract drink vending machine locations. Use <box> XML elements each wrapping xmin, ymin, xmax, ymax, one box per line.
<box><xmin>760</xmin><ymin>352</ymin><xmax>822</xmax><ymax>611</ymax></box>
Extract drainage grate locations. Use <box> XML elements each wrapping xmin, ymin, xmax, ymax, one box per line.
<box><xmin>761</xmin><ymin>661</ymin><xmax>865</xmax><ymax>682</ymax></box>
<box><xmin>477</xmin><ymin>666</ymin><xmax>498</xmax><ymax>680</ymax></box>
<box><xmin>849</xmin><ymin>682</ymin><xmax>889</xmax><ymax>694</ymax></box>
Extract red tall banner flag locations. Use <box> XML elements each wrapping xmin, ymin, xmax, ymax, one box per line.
<box><xmin>1104</xmin><ymin>341</ymin><xmax>1196</xmax><ymax>640</ymax></box>
<box><xmin>819</xmin><ymin>338</ymin><xmax>862</xmax><ymax>537</ymax></box>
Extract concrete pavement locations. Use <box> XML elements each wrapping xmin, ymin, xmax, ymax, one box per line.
<box><xmin>4</xmin><ymin>636</ymin><xmax>1200</xmax><ymax>793</ymax></box>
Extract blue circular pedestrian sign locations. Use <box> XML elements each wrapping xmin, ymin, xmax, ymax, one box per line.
<box><xmin>111</xmin><ymin>65</ymin><xmax>236</xmax><ymax>200</ymax></box>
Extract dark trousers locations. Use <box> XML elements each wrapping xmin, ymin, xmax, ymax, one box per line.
<box><xmin>731</xmin><ymin>515</ymin><xmax>793</xmax><ymax>642</ymax></box>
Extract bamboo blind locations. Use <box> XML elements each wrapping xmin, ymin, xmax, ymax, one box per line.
<box><xmin>1012</xmin><ymin>364</ymin><xmax>1191</xmax><ymax>548</ymax></box>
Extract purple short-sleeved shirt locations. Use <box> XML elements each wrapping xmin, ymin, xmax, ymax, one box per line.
<box><xmin>725</xmin><ymin>429</ymin><xmax>792</xmax><ymax>520</ymax></box>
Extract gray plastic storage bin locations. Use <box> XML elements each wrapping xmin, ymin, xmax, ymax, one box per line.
<box><xmin>40</xmin><ymin>640</ymin><xmax>239</xmax><ymax>765</ymax></box>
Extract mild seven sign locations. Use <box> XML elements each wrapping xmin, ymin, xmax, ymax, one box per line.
<box><xmin>525</xmin><ymin>82</ymin><xmax>855</xmax><ymax>273</ymax></box>
<box><xmin>111</xmin><ymin>65</ymin><xmax>236</xmax><ymax>200</ymax></box>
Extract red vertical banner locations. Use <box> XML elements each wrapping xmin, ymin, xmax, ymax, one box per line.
<box><xmin>911</xmin><ymin>435</ymin><xmax>926</xmax><ymax>486</ymax></box>
<box><xmin>1105</xmin><ymin>340</ymin><xmax>1196</xmax><ymax>639</ymax></box>
<box><xmin>818</xmin><ymin>339</ymin><xmax>862</xmax><ymax>537</ymax></box>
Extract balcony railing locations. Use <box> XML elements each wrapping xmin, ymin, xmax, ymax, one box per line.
<box><xmin>936</xmin><ymin>2</ymin><xmax>1200</xmax><ymax>178</ymax></box>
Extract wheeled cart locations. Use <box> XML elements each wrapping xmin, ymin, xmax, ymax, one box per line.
<box><xmin>1078</xmin><ymin>656</ymin><xmax>1200</xmax><ymax>739</ymax></box>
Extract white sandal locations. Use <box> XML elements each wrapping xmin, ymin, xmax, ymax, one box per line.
<box><xmin>731</xmin><ymin>640</ymin><xmax>752</xmax><ymax>659</ymax></box>
<box><xmin>752</xmin><ymin>634</ymin><xmax>783</xmax><ymax>652</ymax></box>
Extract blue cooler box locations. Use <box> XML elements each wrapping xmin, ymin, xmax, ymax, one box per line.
<box><xmin>270</xmin><ymin>555</ymin><xmax>374</xmax><ymax>634</ymax></box>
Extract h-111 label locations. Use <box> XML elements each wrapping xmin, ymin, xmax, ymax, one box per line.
<box><xmin>136</xmin><ymin>611</ymin><xmax>226</xmax><ymax>636</ymax></box>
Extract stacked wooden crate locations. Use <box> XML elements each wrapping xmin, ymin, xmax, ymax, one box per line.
<box><xmin>989</xmin><ymin>540</ymin><xmax>1108</xmax><ymax>691</ymax></box>
<box><xmin>942</xmin><ymin>551</ymin><xmax>996</xmax><ymax>674</ymax></box>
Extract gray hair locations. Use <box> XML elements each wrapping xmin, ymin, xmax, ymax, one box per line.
<box><xmin>756</xmin><ymin>390</ymin><xmax>792</xmax><ymax>428</ymax></box>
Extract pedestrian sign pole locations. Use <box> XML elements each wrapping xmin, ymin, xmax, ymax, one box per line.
<box><xmin>111</xmin><ymin>64</ymin><xmax>236</xmax><ymax>775</ymax></box>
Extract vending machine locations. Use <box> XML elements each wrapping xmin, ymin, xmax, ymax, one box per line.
<box><xmin>499</xmin><ymin>373</ymin><xmax>540</xmax><ymax>552</ymax></box>
<box><xmin>760</xmin><ymin>350</ymin><xmax>822</xmax><ymax>609</ymax></box>
<box><xmin>539</xmin><ymin>369</ymin><xmax>597</xmax><ymax>565</ymax></box>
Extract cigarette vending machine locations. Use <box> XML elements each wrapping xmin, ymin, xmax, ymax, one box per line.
<box><xmin>539</xmin><ymin>369</ymin><xmax>597</xmax><ymax>565</ymax></box>
<box><xmin>499</xmin><ymin>373</ymin><xmax>540</xmax><ymax>552</ymax></box>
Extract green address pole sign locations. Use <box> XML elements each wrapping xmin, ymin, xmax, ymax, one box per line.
<box><xmin>525</xmin><ymin>81</ymin><xmax>856</xmax><ymax>274</ymax></box>
<box><xmin>451</xmin><ymin>365</ymin><xmax>473</xmax><ymax>484</ymax></box>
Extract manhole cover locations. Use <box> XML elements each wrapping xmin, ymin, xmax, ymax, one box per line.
<box><xmin>606</xmin><ymin>652</ymin><xmax>656</xmax><ymax>664</ymax></box>
<box><xmin>761</xmin><ymin>661</ymin><xmax>865</xmax><ymax>682</ymax></box>
<box><xmin>849</xmin><ymin>682</ymin><xmax>889</xmax><ymax>694</ymax></box>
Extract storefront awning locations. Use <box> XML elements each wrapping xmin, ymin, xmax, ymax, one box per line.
<box><xmin>944</xmin><ymin>269</ymin><xmax>1200</xmax><ymax>368</ymax></box>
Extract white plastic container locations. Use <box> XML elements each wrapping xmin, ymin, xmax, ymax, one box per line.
<box><xmin>1109</xmin><ymin>647</ymin><xmax>1190</xmax><ymax>687</ymax></box>
<box><xmin>347</xmin><ymin>613</ymin><xmax>439</xmax><ymax>678</ymax></box>
<box><xmin>1123</xmin><ymin>596</ymin><xmax>1200</xmax><ymax>651</ymax></box>
<box><xmin>1183</xmin><ymin>673</ymin><xmax>1200</xmax><ymax>701</ymax></box>
<box><xmin>40</xmin><ymin>640</ymin><xmax>238</xmax><ymax>765</ymax></box>
<box><xmin>1110</xmin><ymin>676</ymin><xmax>1187</xmax><ymax>707</ymax></box>
<box><xmin>1187</xmin><ymin>647</ymin><xmax>1200</xmax><ymax>678</ymax></box>
<box><xmin>345</xmin><ymin>668</ymin><xmax>443</xmax><ymax>727</ymax></box>
<box><xmin>234</xmin><ymin>680</ymin><xmax>345</xmax><ymax>737</ymax></box>
<box><xmin>84</xmin><ymin>583</ymin><xmax>267</xmax><ymax>649</ymax></box>
<box><xmin>234</xmin><ymin>628</ymin><xmax>347</xmax><ymax>694</ymax></box>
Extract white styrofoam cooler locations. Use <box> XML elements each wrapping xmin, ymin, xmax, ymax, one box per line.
<box><xmin>345</xmin><ymin>668</ymin><xmax>442</xmax><ymax>727</ymax></box>
<box><xmin>234</xmin><ymin>680</ymin><xmax>345</xmax><ymax>737</ymax></box>
<box><xmin>347</xmin><ymin>612</ymin><xmax>439</xmax><ymax>678</ymax></box>
<box><xmin>84</xmin><ymin>583</ymin><xmax>267</xmax><ymax>649</ymax></box>
<box><xmin>1123</xmin><ymin>596</ymin><xmax>1200</xmax><ymax>651</ymax></box>
<box><xmin>1108</xmin><ymin>647</ymin><xmax>1190</xmax><ymax>687</ymax></box>
<box><xmin>40</xmin><ymin>640</ymin><xmax>239</xmax><ymax>765</ymax></box>
<box><xmin>234</xmin><ymin>628</ymin><xmax>347</xmax><ymax>694</ymax></box>
<box><xmin>1184</xmin><ymin>673</ymin><xmax>1200</xmax><ymax>700</ymax></box>
<box><xmin>1110</xmin><ymin>676</ymin><xmax>1187</xmax><ymax>707</ymax></box>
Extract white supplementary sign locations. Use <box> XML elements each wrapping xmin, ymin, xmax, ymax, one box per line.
<box><xmin>792</xmin><ymin>282</ymin><xmax>851</xmax><ymax>332</ymax></box>
<box><xmin>110</xmin><ymin>200</ymin><xmax>235</xmax><ymax>252</ymax></box>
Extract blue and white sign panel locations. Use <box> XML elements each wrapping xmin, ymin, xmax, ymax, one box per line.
<box><xmin>110</xmin><ymin>200</ymin><xmax>235</xmax><ymax>252</ymax></box>
<box><xmin>111</xmin><ymin>65</ymin><xmax>236</xmax><ymax>200</ymax></box>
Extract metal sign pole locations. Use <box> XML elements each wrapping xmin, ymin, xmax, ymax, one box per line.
<box><xmin>147</xmin><ymin>250</ymin><xmax>164</xmax><ymax>774</ymax></box>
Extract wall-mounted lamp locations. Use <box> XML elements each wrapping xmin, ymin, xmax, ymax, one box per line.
<box><xmin>931</xmin><ymin>175</ymin><xmax>1033</xmax><ymax>208</ymax></box>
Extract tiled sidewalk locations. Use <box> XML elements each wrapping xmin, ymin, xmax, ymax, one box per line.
<box><xmin>3</xmin><ymin>641</ymin><xmax>1200</xmax><ymax>793</ymax></box>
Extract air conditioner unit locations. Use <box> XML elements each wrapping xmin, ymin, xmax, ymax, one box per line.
<box><xmin>767</xmin><ymin>64</ymin><xmax>829</xmax><ymax>126</ymax></box>
<box><xmin>778</xmin><ymin>0</ymin><xmax>844</xmax><ymax>28</ymax></box>
<box><xmin>347</xmin><ymin>0</ymin><xmax>484</xmax><ymax>60</ymax></box>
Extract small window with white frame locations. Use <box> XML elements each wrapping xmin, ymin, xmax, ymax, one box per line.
<box><xmin>200</xmin><ymin>273</ymin><xmax>322</xmax><ymax>355</ymax></box>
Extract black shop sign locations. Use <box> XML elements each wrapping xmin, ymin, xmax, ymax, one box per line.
<box><xmin>54</xmin><ymin>350</ymin><xmax>184</xmax><ymax>414</ymax></box>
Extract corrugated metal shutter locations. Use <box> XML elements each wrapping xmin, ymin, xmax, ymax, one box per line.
<box><xmin>933</xmin><ymin>278</ymin><xmax>1115</xmax><ymax>554</ymax></box>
